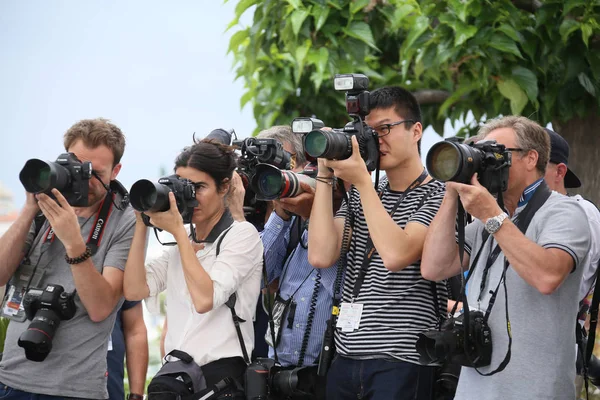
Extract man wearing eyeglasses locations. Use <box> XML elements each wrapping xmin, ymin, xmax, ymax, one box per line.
<box><xmin>421</xmin><ymin>116</ymin><xmax>591</xmax><ymax>400</ymax></box>
<box><xmin>308</xmin><ymin>86</ymin><xmax>446</xmax><ymax>399</ymax></box>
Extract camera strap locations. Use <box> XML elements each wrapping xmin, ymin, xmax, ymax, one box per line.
<box><xmin>352</xmin><ymin>169</ymin><xmax>428</xmax><ymax>300</ymax></box>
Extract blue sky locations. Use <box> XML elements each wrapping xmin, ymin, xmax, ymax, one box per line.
<box><xmin>0</xmin><ymin>1</ymin><xmax>450</xmax><ymax>210</ymax></box>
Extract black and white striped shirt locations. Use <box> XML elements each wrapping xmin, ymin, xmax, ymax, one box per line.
<box><xmin>334</xmin><ymin>177</ymin><xmax>447</xmax><ymax>364</ymax></box>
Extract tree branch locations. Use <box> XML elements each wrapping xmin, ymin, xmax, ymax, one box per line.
<box><xmin>512</xmin><ymin>0</ymin><xmax>542</xmax><ymax>13</ymax></box>
<box><xmin>412</xmin><ymin>90</ymin><xmax>450</xmax><ymax>105</ymax></box>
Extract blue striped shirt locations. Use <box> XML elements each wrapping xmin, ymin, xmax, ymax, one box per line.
<box><xmin>261</xmin><ymin>212</ymin><xmax>337</xmax><ymax>367</ymax></box>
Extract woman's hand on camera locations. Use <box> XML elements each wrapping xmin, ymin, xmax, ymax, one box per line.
<box><xmin>145</xmin><ymin>192</ymin><xmax>185</xmax><ymax>237</ymax></box>
<box><xmin>324</xmin><ymin>136</ymin><xmax>371</xmax><ymax>189</ymax></box>
<box><xmin>228</xmin><ymin>172</ymin><xmax>246</xmax><ymax>222</ymax></box>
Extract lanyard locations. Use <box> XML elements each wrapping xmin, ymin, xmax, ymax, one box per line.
<box><xmin>42</xmin><ymin>192</ymin><xmax>114</xmax><ymax>256</ymax></box>
<box><xmin>351</xmin><ymin>169</ymin><xmax>428</xmax><ymax>300</ymax></box>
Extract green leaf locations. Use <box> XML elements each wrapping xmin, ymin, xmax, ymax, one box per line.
<box><xmin>342</xmin><ymin>22</ymin><xmax>379</xmax><ymax>51</ymax></box>
<box><xmin>285</xmin><ymin>0</ymin><xmax>301</xmax><ymax>9</ymax></box>
<box><xmin>563</xmin><ymin>0</ymin><xmax>587</xmax><ymax>16</ymax></box>
<box><xmin>240</xmin><ymin>90</ymin><xmax>254</xmax><ymax>109</ymax></box>
<box><xmin>291</xmin><ymin>9</ymin><xmax>310</xmax><ymax>36</ymax></box>
<box><xmin>448</xmin><ymin>0</ymin><xmax>469</xmax><ymax>22</ymax></box>
<box><xmin>313</xmin><ymin>4</ymin><xmax>330</xmax><ymax>32</ymax></box>
<box><xmin>438</xmin><ymin>82</ymin><xmax>479</xmax><ymax>118</ymax></box>
<box><xmin>578</xmin><ymin>72</ymin><xmax>597</xmax><ymax>97</ymax></box>
<box><xmin>511</xmin><ymin>66</ymin><xmax>538</xmax><ymax>103</ymax></box>
<box><xmin>454</xmin><ymin>24</ymin><xmax>477</xmax><ymax>47</ymax></box>
<box><xmin>235</xmin><ymin>0</ymin><xmax>258</xmax><ymax>22</ymax></box>
<box><xmin>497</xmin><ymin>79</ymin><xmax>528</xmax><ymax>115</ymax></box>
<box><xmin>228</xmin><ymin>29</ymin><xmax>249</xmax><ymax>53</ymax></box>
<box><xmin>389</xmin><ymin>4</ymin><xmax>414</xmax><ymax>32</ymax></box>
<box><xmin>581</xmin><ymin>23</ymin><xmax>593</xmax><ymax>48</ymax></box>
<box><xmin>402</xmin><ymin>16</ymin><xmax>430</xmax><ymax>52</ymax></box>
<box><xmin>488</xmin><ymin>33</ymin><xmax>523</xmax><ymax>58</ymax></box>
<box><xmin>559</xmin><ymin>19</ymin><xmax>581</xmax><ymax>43</ymax></box>
<box><xmin>294</xmin><ymin>40</ymin><xmax>312</xmax><ymax>84</ymax></box>
<box><xmin>497</xmin><ymin>24</ymin><xmax>523</xmax><ymax>43</ymax></box>
<box><xmin>350</xmin><ymin>0</ymin><xmax>370</xmax><ymax>14</ymax></box>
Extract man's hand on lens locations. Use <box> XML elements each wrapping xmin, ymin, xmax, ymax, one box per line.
<box><xmin>229</xmin><ymin>172</ymin><xmax>246</xmax><ymax>222</ymax></box>
<box><xmin>36</xmin><ymin>189</ymin><xmax>85</xmax><ymax>253</ymax></box>
<box><xmin>447</xmin><ymin>174</ymin><xmax>503</xmax><ymax>222</ymax></box>
<box><xmin>273</xmin><ymin>200</ymin><xmax>292</xmax><ymax>221</ymax></box>
<box><xmin>278</xmin><ymin>181</ymin><xmax>315</xmax><ymax>220</ymax></box>
<box><xmin>324</xmin><ymin>136</ymin><xmax>371</xmax><ymax>189</ymax></box>
<box><xmin>145</xmin><ymin>192</ymin><xmax>185</xmax><ymax>236</ymax></box>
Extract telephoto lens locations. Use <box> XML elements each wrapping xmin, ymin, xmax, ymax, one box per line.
<box><xmin>129</xmin><ymin>179</ymin><xmax>172</xmax><ymax>213</ymax></box>
<box><xmin>251</xmin><ymin>164</ymin><xmax>316</xmax><ymax>201</ymax></box>
<box><xmin>426</xmin><ymin>141</ymin><xmax>482</xmax><ymax>184</ymax></box>
<box><xmin>303</xmin><ymin>129</ymin><xmax>351</xmax><ymax>160</ymax></box>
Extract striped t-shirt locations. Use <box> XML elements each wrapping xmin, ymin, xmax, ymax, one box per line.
<box><xmin>334</xmin><ymin>177</ymin><xmax>447</xmax><ymax>364</ymax></box>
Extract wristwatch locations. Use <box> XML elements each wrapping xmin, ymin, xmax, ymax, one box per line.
<box><xmin>127</xmin><ymin>394</ymin><xmax>145</xmax><ymax>400</ymax></box>
<box><xmin>484</xmin><ymin>212</ymin><xmax>509</xmax><ymax>234</ymax></box>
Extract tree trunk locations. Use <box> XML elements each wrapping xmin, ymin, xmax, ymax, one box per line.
<box><xmin>553</xmin><ymin>111</ymin><xmax>600</xmax><ymax>205</ymax></box>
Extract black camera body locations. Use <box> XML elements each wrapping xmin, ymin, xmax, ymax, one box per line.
<box><xmin>129</xmin><ymin>174</ymin><xmax>199</xmax><ymax>226</ymax></box>
<box><xmin>302</xmin><ymin>74</ymin><xmax>379</xmax><ymax>172</ymax></box>
<box><xmin>416</xmin><ymin>310</ymin><xmax>492</xmax><ymax>368</ymax></box>
<box><xmin>233</xmin><ymin>137</ymin><xmax>291</xmax><ymax>229</ymax></box>
<box><xmin>426</xmin><ymin>138</ymin><xmax>512</xmax><ymax>194</ymax></box>
<box><xmin>245</xmin><ymin>358</ymin><xmax>319</xmax><ymax>400</ymax></box>
<box><xmin>18</xmin><ymin>284</ymin><xmax>77</xmax><ymax>362</ymax></box>
<box><xmin>19</xmin><ymin>152</ymin><xmax>93</xmax><ymax>207</ymax></box>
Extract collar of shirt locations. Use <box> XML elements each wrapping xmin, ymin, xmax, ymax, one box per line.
<box><xmin>517</xmin><ymin>178</ymin><xmax>544</xmax><ymax>208</ymax></box>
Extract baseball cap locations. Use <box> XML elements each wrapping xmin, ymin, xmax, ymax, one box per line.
<box><xmin>545</xmin><ymin>128</ymin><xmax>581</xmax><ymax>188</ymax></box>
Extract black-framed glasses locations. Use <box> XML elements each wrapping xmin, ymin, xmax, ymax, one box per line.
<box><xmin>373</xmin><ymin>120</ymin><xmax>415</xmax><ymax>138</ymax></box>
<box><xmin>506</xmin><ymin>147</ymin><xmax>526</xmax><ymax>153</ymax></box>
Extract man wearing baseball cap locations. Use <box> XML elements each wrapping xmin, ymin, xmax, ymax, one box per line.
<box><xmin>544</xmin><ymin>128</ymin><xmax>599</xmax><ymax>302</ymax></box>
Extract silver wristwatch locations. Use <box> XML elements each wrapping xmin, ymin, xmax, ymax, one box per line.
<box><xmin>484</xmin><ymin>212</ymin><xmax>509</xmax><ymax>234</ymax></box>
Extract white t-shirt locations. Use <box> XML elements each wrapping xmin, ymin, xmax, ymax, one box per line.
<box><xmin>144</xmin><ymin>221</ymin><xmax>263</xmax><ymax>366</ymax></box>
<box><xmin>573</xmin><ymin>194</ymin><xmax>600</xmax><ymax>301</ymax></box>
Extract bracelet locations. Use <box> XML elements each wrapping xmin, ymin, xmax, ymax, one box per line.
<box><xmin>127</xmin><ymin>394</ymin><xmax>145</xmax><ymax>400</ymax></box>
<box><xmin>64</xmin><ymin>246</ymin><xmax>92</xmax><ymax>264</ymax></box>
<box><xmin>315</xmin><ymin>176</ymin><xmax>337</xmax><ymax>186</ymax></box>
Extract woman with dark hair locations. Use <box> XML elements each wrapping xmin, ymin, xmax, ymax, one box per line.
<box><xmin>123</xmin><ymin>139</ymin><xmax>263</xmax><ymax>395</ymax></box>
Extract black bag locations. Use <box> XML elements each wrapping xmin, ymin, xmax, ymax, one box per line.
<box><xmin>147</xmin><ymin>350</ymin><xmax>206</xmax><ymax>400</ymax></box>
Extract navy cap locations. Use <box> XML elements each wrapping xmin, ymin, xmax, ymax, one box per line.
<box><xmin>545</xmin><ymin>128</ymin><xmax>581</xmax><ymax>188</ymax></box>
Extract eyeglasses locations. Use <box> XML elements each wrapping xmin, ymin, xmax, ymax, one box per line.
<box><xmin>373</xmin><ymin>120</ymin><xmax>415</xmax><ymax>138</ymax></box>
<box><xmin>506</xmin><ymin>148</ymin><xmax>526</xmax><ymax>153</ymax></box>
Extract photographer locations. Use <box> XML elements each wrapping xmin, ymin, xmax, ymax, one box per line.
<box><xmin>0</xmin><ymin>118</ymin><xmax>135</xmax><ymax>399</ymax></box>
<box><xmin>421</xmin><ymin>116</ymin><xmax>591</xmax><ymax>399</ymax></box>
<box><xmin>308</xmin><ymin>86</ymin><xmax>446</xmax><ymax>399</ymax></box>
<box><xmin>123</xmin><ymin>139</ymin><xmax>263</xmax><ymax>395</ymax></box>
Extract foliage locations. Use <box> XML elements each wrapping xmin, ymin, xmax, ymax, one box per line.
<box><xmin>228</xmin><ymin>0</ymin><xmax>600</xmax><ymax>137</ymax></box>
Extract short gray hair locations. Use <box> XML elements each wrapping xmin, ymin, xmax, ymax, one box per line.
<box><xmin>257</xmin><ymin>125</ymin><xmax>307</xmax><ymax>166</ymax></box>
<box><xmin>478</xmin><ymin>116</ymin><xmax>550</xmax><ymax>176</ymax></box>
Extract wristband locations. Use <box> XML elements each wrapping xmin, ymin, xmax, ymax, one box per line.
<box><xmin>127</xmin><ymin>394</ymin><xmax>145</xmax><ymax>400</ymax></box>
<box><xmin>64</xmin><ymin>246</ymin><xmax>92</xmax><ymax>264</ymax></box>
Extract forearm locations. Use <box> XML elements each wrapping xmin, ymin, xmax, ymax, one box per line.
<box><xmin>125</xmin><ymin>331</ymin><xmax>149</xmax><ymax>395</ymax></box>
<box><xmin>421</xmin><ymin>195</ymin><xmax>463</xmax><ymax>281</ymax></box>
<box><xmin>0</xmin><ymin>207</ymin><xmax>37</xmax><ymax>285</ymax></box>
<box><xmin>123</xmin><ymin>224</ymin><xmax>151</xmax><ymax>300</ymax></box>
<box><xmin>67</xmin><ymin>249</ymin><xmax>121</xmax><ymax>322</ymax></box>
<box><xmin>494</xmin><ymin>221</ymin><xmax>569</xmax><ymax>294</ymax></box>
<box><xmin>354</xmin><ymin>181</ymin><xmax>417</xmax><ymax>271</ymax></box>
<box><xmin>307</xmin><ymin>181</ymin><xmax>340</xmax><ymax>268</ymax></box>
<box><xmin>174</xmin><ymin>228</ymin><xmax>214</xmax><ymax>313</ymax></box>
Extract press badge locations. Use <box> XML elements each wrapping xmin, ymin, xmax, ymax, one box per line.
<box><xmin>336</xmin><ymin>302</ymin><xmax>363</xmax><ymax>332</ymax></box>
<box><xmin>1</xmin><ymin>261</ymin><xmax>46</xmax><ymax>322</ymax></box>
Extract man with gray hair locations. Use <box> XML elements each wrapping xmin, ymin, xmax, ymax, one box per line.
<box><xmin>422</xmin><ymin>116</ymin><xmax>591</xmax><ymax>399</ymax></box>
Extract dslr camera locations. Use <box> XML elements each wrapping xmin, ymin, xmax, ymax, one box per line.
<box><xmin>426</xmin><ymin>138</ymin><xmax>512</xmax><ymax>194</ymax></box>
<box><xmin>19</xmin><ymin>152</ymin><xmax>93</xmax><ymax>207</ymax></box>
<box><xmin>245</xmin><ymin>358</ymin><xmax>319</xmax><ymax>400</ymax></box>
<box><xmin>129</xmin><ymin>175</ymin><xmax>198</xmax><ymax>227</ymax></box>
<box><xmin>18</xmin><ymin>284</ymin><xmax>77</xmax><ymax>362</ymax></box>
<box><xmin>415</xmin><ymin>310</ymin><xmax>492</xmax><ymax>368</ymax></box>
<box><xmin>299</xmin><ymin>73</ymin><xmax>379</xmax><ymax>172</ymax></box>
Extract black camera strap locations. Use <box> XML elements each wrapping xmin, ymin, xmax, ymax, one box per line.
<box><xmin>457</xmin><ymin>180</ymin><xmax>552</xmax><ymax>376</ymax></box>
<box><xmin>352</xmin><ymin>169</ymin><xmax>428</xmax><ymax>300</ymax></box>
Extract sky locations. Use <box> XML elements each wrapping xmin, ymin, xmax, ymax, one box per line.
<box><xmin>0</xmin><ymin>0</ymin><xmax>452</xmax><ymax>211</ymax></box>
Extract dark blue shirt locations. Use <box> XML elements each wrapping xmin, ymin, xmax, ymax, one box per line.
<box><xmin>107</xmin><ymin>300</ymin><xmax>140</xmax><ymax>400</ymax></box>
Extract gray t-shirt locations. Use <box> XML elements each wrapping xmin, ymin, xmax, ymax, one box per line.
<box><xmin>455</xmin><ymin>192</ymin><xmax>590</xmax><ymax>400</ymax></box>
<box><xmin>0</xmin><ymin>202</ymin><xmax>135</xmax><ymax>399</ymax></box>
